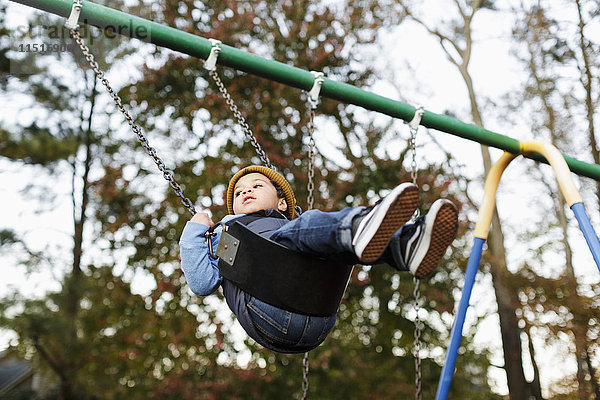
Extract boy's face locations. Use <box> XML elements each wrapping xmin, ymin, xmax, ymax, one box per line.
<box><xmin>232</xmin><ymin>173</ymin><xmax>287</xmax><ymax>215</ymax></box>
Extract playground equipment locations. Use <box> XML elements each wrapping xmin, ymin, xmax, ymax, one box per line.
<box><xmin>435</xmin><ymin>140</ymin><xmax>600</xmax><ymax>399</ymax></box>
<box><xmin>8</xmin><ymin>0</ymin><xmax>600</xmax><ymax>398</ymax></box>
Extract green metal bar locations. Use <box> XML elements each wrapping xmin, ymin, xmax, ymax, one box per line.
<box><xmin>11</xmin><ymin>0</ymin><xmax>600</xmax><ymax>181</ymax></box>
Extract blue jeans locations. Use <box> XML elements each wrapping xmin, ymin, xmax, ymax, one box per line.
<box><xmin>246</xmin><ymin>296</ymin><xmax>336</xmax><ymax>353</ymax></box>
<box><xmin>247</xmin><ymin>208</ymin><xmax>412</xmax><ymax>352</ymax></box>
<box><xmin>271</xmin><ymin>207</ymin><xmax>412</xmax><ymax>271</ymax></box>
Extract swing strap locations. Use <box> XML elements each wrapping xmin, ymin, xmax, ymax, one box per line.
<box><xmin>215</xmin><ymin>220</ymin><xmax>353</xmax><ymax>317</ymax></box>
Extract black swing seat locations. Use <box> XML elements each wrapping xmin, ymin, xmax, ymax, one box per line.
<box><xmin>216</xmin><ymin>222</ymin><xmax>353</xmax><ymax>317</ymax></box>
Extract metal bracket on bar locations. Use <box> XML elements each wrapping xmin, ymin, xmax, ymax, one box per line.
<box><xmin>204</xmin><ymin>39</ymin><xmax>222</xmax><ymax>71</ymax></box>
<box><xmin>307</xmin><ymin>71</ymin><xmax>324</xmax><ymax>109</ymax></box>
<box><xmin>408</xmin><ymin>106</ymin><xmax>424</xmax><ymax>131</ymax></box>
<box><xmin>65</xmin><ymin>0</ymin><xmax>83</xmax><ymax>30</ymax></box>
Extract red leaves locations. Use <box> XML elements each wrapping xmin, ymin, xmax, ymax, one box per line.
<box><xmin>156</xmin><ymin>278</ymin><xmax>177</xmax><ymax>295</ymax></box>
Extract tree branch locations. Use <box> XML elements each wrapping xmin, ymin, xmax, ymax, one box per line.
<box><xmin>400</xmin><ymin>3</ymin><xmax>462</xmax><ymax>67</ymax></box>
<box><xmin>33</xmin><ymin>336</ymin><xmax>67</xmax><ymax>382</ymax></box>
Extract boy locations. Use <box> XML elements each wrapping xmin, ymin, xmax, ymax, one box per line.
<box><xmin>179</xmin><ymin>165</ymin><xmax>458</xmax><ymax>353</ymax></box>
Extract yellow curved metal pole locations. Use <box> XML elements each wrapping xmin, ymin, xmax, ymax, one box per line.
<box><xmin>520</xmin><ymin>140</ymin><xmax>583</xmax><ymax>207</ymax></box>
<box><xmin>473</xmin><ymin>152</ymin><xmax>518</xmax><ymax>240</ymax></box>
<box><xmin>474</xmin><ymin>140</ymin><xmax>583</xmax><ymax>240</ymax></box>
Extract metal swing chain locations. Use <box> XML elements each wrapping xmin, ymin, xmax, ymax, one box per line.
<box><xmin>409</xmin><ymin>132</ymin><xmax>419</xmax><ymax>206</ymax></box>
<box><xmin>413</xmin><ymin>277</ymin><xmax>423</xmax><ymax>400</ymax></box>
<box><xmin>69</xmin><ymin>28</ymin><xmax>196</xmax><ymax>216</ymax></box>
<box><xmin>306</xmin><ymin>107</ymin><xmax>317</xmax><ymax>211</ymax></box>
<box><xmin>301</xmin><ymin>351</ymin><xmax>310</xmax><ymax>400</ymax></box>
<box><xmin>208</xmin><ymin>70</ymin><xmax>274</xmax><ymax>170</ymax></box>
<box><xmin>300</xmin><ymin>72</ymin><xmax>323</xmax><ymax>400</ymax></box>
<box><xmin>408</xmin><ymin>106</ymin><xmax>424</xmax><ymax>400</ymax></box>
<box><xmin>305</xmin><ymin>71</ymin><xmax>323</xmax><ymax>213</ymax></box>
<box><xmin>300</xmin><ymin>109</ymin><xmax>316</xmax><ymax>400</ymax></box>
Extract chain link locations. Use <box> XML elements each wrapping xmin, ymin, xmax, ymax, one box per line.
<box><xmin>413</xmin><ymin>277</ymin><xmax>423</xmax><ymax>400</ymax></box>
<box><xmin>410</xmin><ymin>133</ymin><xmax>418</xmax><ymax>186</ymax></box>
<box><xmin>69</xmin><ymin>28</ymin><xmax>196</xmax><ymax>216</ymax></box>
<box><xmin>300</xmin><ymin>106</ymin><xmax>318</xmax><ymax>400</ymax></box>
<box><xmin>301</xmin><ymin>352</ymin><xmax>310</xmax><ymax>400</ymax></box>
<box><xmin>208</xmin><ymin>70</ymin><xmax>273</xmax><ymax>169</ymax></box>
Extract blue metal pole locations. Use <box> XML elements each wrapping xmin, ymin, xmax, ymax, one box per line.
<box><xmin>571</xmin><ymin>202</ymin><xmax>600</xmax><ymax>273</ymax></box>
<box><xmin>435</xmin><ymin>237</ymin><xmax>486</xmax><ymax>400</ymax></box>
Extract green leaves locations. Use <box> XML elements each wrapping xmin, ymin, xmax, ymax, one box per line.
<box><xmin>0</xmin><ymin>228</ymin><xmax>19</xmax><ymax>247</ymax></box>
<box><xmin>0</xmin><ymin>125</ymin><xmax>78</xmax><ymax>165</ymax></box>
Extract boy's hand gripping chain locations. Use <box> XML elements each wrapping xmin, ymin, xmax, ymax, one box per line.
<box><xmin>67</xmin><ymin>1</ymin><xmax>196</xmax><ymax>216</ymax></box>
<box><xmin>204</xmin><ymin>223</ymin><xmax>226</xmax><ymax>260</ymax></box>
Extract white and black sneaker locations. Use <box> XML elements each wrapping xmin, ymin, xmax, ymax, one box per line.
<box><xmin>352</xmin><ymin>182</ymin><xmax>419</xmax><ymax>263</ymax></box>
<box><xmin>402</xmin><ymin>199</ymin><xmax>458</xmax><ymax>279</ymax></box>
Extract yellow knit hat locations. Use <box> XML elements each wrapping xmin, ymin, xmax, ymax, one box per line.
<box><xmin>227</xmin><ymin>166</ymin><xmax>297</xmax><ymax>219</ymax></box>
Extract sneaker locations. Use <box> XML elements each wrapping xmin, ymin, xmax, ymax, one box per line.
<box><xmin>352</xmin><ymin>182</ymin><xmax>419</xmax><ymax>263</ymax></box>
<box><xmin>402</xmin><ymin>199</ymin><xmax>458</xmax><ymax>279</ymax></box>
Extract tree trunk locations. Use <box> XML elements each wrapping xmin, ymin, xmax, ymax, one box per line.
<box><xmin>34</xmin><ymin>338</ymin><xmax>73</xmax><ymax>400</ymax></box>
<box><xmin>485</xmin><ymin>219</ymin><xmax>530</xmax><ymax>399</ymax></box>
<box><xmin>585</xmin><ymin>349</ymin><xmax>600</xmax><ymax>399</ymax></box>
<box><xmin>528</xmin><ymin>34</ymin><xmax>591</xmax><ymax>396</ymax></box>
<box><xmin>62</xmin><ymin>72</ymin><xmax>97</xmax><ymax>399</ymax></box>
<box><xmin>570</xmin><ymin>3</ymin><xmax>597</xmax><ymax>396</ymax></box>
<box><xmin>68</xmin><ymin>73</ymin><xmax>96</xmax><ymax>311</ymax></box>
<box><xmin>459</xmin><ymin>60</ymin><xmax>531</xmax><ymax>400</ymax></box>
<box><xmin>71</xmin><ymin>74</ymin><xmax>96</xmax><ymax>282</ymax></box>
<box><xmin>524</xmin><ymin>325</ymin><xmax>544</xmax><ymax>399</ymax></box>
<box><xmin>574</xmin><ymin>0</ymin><xmax>600</xmax><ymax>206</ymax></box>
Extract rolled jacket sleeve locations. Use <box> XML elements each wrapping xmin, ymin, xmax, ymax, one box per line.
<box><xmin>179</xmin><ymin>221</ymin><xmax>223</xmax><ymax>296</ymax></box>
<box><xmin>179</xmin><ymin>215</ymin><xmax>241</xmax><ymax>296</ymax></box>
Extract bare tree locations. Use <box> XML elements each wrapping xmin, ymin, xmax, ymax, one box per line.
<box><xmin>398</xmin><ymin>1</ymin><xmax>532</xmax><ymax>398</ymax></box>
<box><xmin>515</xmin><ymin>3</ymin><xmax>599</xmax><ymax>398</ymax></box>
<box><xmin>574</xmin><ymin>0</ymin><xmax>600</xmax><ymax>207</ymax></box>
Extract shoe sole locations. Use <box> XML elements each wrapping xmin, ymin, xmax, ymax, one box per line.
<box><xmin>355</xmin><ymin>183</ymin><xmax>419</xmax><ymax>263</ymax></box>
<box><xmin>411</xmin><ymin>200</ymin><xmax>458</xmax><ymax>279</ymax></box>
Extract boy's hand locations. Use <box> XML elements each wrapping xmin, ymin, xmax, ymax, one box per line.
<box><xmin>191</xmin><ymin>212</ymin><xmax>214</xmax><ymax>227</ymax></box>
